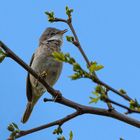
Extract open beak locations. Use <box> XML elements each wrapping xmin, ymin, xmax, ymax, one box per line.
<box><xmin>59</xmin><ymin>29</ymin><xmax>68</xmax><ymax>35</ymax></box>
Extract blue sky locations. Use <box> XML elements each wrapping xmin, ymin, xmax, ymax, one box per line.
<box><xmin>0</xmin><ymin>0</ymin><xmax>140</xmax><ymax>140</ymax></box>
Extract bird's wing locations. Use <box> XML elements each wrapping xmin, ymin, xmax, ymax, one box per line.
<box><xmin>26</xmin><ymin>54</ymin><xmax>34</xmax><ymax>102</ymax></box>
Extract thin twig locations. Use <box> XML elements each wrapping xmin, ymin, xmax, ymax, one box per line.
<box><xmin>105</xmin><ymin>98</ymin><xmax>140</xmax><ymax>114</ymax></box>
<box><xmin>97</xmin><ymin>79</ymin><xmax>132</xmax><ymax>101</ymax></box>
<box><xmin>52</xmin><ymin>17</ymin><xmax>133</xmax><ymax>103</ymax></box>
<box><xmin>15</xmin><ymin>111</ymin><xmax>80</xmax><ymax>139</ymax></box>
<box><xmin>105</xmin><ymin>89</ymin><xmax>114</xmax><ymax>111</ymax></box>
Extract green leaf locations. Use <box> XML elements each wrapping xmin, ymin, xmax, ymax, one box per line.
<box><xmin>89</xmin><ymin>97</ymin><xmax>100</xmax><ymax>104</ymax></box>
<box><xmin>69</xmin><ymin>71</ymin><xmax>83</xmax><ymax>80</ymax></box>
<box><xmin>94</xmin><ymin>65</ymin><xmax>104</xmax><ymax>71</ymax></box>
<box><xmin>95</xmin><ymin>85</ymin><xmax>104</xmax><ymax>93</ymax></box>
<box><xmin>69</xmin><ymin>131</ymin><xmax>73</xmax><ymax>140</ymax></box>
<box><xmin>0</xmin><ymin>49</ymin><xmax>6</xmax><ymax>63</ymax></box>
<box><xmin>92</xmin><ymin>91</ymin><xmax>100</xmax><ymax>97</ymax></box>
<box><xmin>88</xmin><ymin>62</ymin><xmax>104</xmax><ymax>72</ymax></box>
<box><xmin>7</xmin><ymin>124</ymin><xmax>15</xmax><ymax>132</ymax></box>
<box><xmin>69</xmin><ymin>57</ymin><xmax>76</xmax><ymax>64</ymax></box>
<box><xmin>57</xmin><ymin>136</ymin><xmax>66</xmax><ymax>140</ymax></box>
<box><xmin>12</xmin><ymin>122</ymin><xmax>19</xmax><ymax>130</ymax></box>
<box><xmin>52</xmin><ymin>52</ymin><xmax>66</xmax><ymax>62</ymax></box>
<box><xmin>88</xmin><ymin>62</ymin><xmax>97</xmax><ymax>73</ymax></box>
<box><xmin>65</xmin><ymin>6</ymin><xmax>74</xmax><ymax>18</ymax></box>
<box><xmin>66</xmin><ymin>36</ymin><xmax>74</xmax><ymax>42</ymax></box>
<box><xmin>58</xmin><ymin>126</ymin><xmax>63</xmax><ymax>134</ymax></box>
<box><xmin>53</xmin><ymin>126</ymin><xmax>63</xmax><ymax>135</ymax></box>
<box><xmin>73</xmin><ymin>63</ymin><xmax>81</xmax><ymax>71</ymax></box>
<box><xmin>45</xmin><ymin>11</ymin><xmax>55</xmax><ymax>22</ymax></box>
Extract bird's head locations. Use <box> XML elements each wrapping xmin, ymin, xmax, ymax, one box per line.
<box><xmin>40</xmin><ymin>27</ymin><xmax>67</xmax><ymax>43</ymax></box>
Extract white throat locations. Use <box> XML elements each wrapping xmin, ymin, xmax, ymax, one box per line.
<box><xmin>47</xmin><ymin>34</ymin><xmax>63</xmax><ymax>42</ymax></box>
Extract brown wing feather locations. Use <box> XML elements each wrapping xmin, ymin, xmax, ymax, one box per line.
<box><xmin>26</xmin><ymin>54</ymin><xmax>34</xmax><ymax>102</ymax></box>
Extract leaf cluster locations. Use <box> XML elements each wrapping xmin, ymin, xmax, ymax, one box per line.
<box><xmin>45</xmin><ymin>11</ymin><xmax>55</xmax><ymax>22</ymax></box>
<box><xmin>7</xmin><ymin>123</ymin><xmax>20</xmax><ymax>140</ymax></box>
<box><xmin>89</xmin><ymin>85</ymin><xmax>107</xmax><ymax>104</ymax></box>
<box><xmin>53</xmin><ymin>126</ymin><xmax>73</xmax><ymax>140</ymax></box>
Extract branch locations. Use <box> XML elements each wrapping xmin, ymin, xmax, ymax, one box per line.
<box><xmin>105</xmin><ymin>98</ymin><xmax>140</xmax><ymax>114</ymax></box>
<box><xmin>1</xmin><ymin>42</ymin><xmax>140</xmax><ymax>139</ymax></box>
<box><xmin>0</xmin><ymin>41</ymin><xmax>61</xmax><ymax>98</ymax></box>
<box><xmin>14</xmin><ymin>111</ymin><xmax>79</xmax><ymax>139</ymax></box>
<box><xmin>52</xmin><ymin>17</ymin><xmax>134</xmax><ymax>103</ymax></box>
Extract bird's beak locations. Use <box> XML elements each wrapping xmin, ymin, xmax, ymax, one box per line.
<box><xmin>59</xmin><ymin>29</ymin><xmax>68</xmax><ymax>35</ymax></box>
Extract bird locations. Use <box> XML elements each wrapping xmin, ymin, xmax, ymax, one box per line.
<box><xmin>21</xmin><ymin>27</ymin><xmax>67</xmax><ymax>123</ymax></box>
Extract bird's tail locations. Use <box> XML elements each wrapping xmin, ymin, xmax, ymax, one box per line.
<box><xmin>21</xmin><ymin>102</ymin><xmax>34</xmax><ymax>124</ymax></box>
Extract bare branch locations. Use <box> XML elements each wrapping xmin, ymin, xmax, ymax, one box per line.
<box><xmin>14</xmin><ymin>111</ymin><xmax>79</xmax><ymax>139</ymax></box>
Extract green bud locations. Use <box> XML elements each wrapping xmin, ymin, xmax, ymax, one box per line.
<box><xmin>119</xmin><ymin>89</ymin><xmax>126</xmax><ymax>94</ymax></box>
<box><xmin>65</xmin><ymin>6</ymin><xmax>74</xmax><ymax>18</ymax></box>
<box><xmin>88</xmin><ymin>61</ymin><xmax>104</xmax><ymax>73</ymax></box>
<box><xmin>58</xmin><ymin>126</ymin><xmax>63</xmax><ymax>134</ymax></box>
<box><xmin>52</xmin><ymin>52</ymin><xmax>66</xmax><ymax>62</ymax></box>
<box><xmin>69</xmin><ymin>131</ymin><xmax>73</xmax><ymax>140</ymax></box>
<box><xmin>66</xmin><ymin>36</ymin><xmax>74</xmax><ymax>42</ymax></box>
<box><xmin>95</xmin><ymin>85</ymin><xmax>103</xmax><ymax>93</ymax></box>
<box><xmin>12</xmin><ymin>122</ymin><xmax>19</xmax><ymax>130</ymax></box>
<box><xmin>45</xmin><ymin>11</ymin><xmax>55</xmax><ymax>22</ymax></box>
<box><xmin>73</xmin><ymin>63</ymin><xmax>81</xmax><ymax>71</ymax></box>
<box><xmin>69</xmin><ymin>58</ymin><xmax>76</xmax><ymax>64</ymax></box>
<box><xmin>69</xmin><ymin>73</ymin><xmax>81</xmax><ymax>80</ymax></box>
<box><xmin>7</xmin><ymin>124</ymin><xmax>15</xmax><ymax>132</ymax></box>
<box><xmin>57</xmin><ymin>136</ymin><xmax>66</xmax><ymax>140</ymax></box>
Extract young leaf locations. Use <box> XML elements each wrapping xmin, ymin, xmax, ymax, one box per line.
<box><xmin>94</xmin><ymin>65</ymin><xmax>104</xmax><ymax>71</ymax></box>
<box><xmin>7</xmin><ymin>124</ymin><xmax>15</xmax><ymax>132</ymax></box>
<box><xmin>69</xmin><ymin>131</ymin><xmax>73</xmax><ymax>140</ymax></box>
<box><xmin>88</xmin><ymin>62</ymin><xmax>104</xmax><ymax>72</ymax></box>
<box><xmin>66</xmin><ymin>6</ymin><xmax>74</xmax><ymax>18</ymax></box>
<box><xmin>89</xmin><ymin>97</ymin><xmax>100</xmax><ymax>104</ymax></box>
<box><xmin>69</xmin><ymin>73</ymin><xmax>81</xmax><ymax>80</ymax></box>
<box><xmin>45</xmin><ymin>11</ymin><xmax>55</xmax><ymax>22</ymax></box>
<box><xmin>12</xmin><ymin>122</ymin><xmax>19</xmax><ymax>130</ymax></box>
<box><xmin>57</xmin><ymin>136</ymin><xmax>66</xmax><ymax>140</ymax></box>
<box><xmin>119</xmin><ymin>89</ymin><xmax>126</xmax><ymax>94</ymax></box>
<box><xmin>92</xmin><ymin>91</ymin><xmax>100</xmax><ymax>97</ymax></box>
<box><xmin>66</xmin><ymin>36</ymin><xmax>74</xmax><ymax>43</ymax></box>
<box><xmin>52</xmin><ymin>52</ymin><xmax>66</xmax><ymax>62</ymax></box>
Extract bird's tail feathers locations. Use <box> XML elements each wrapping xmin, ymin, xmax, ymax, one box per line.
<box><xmin>21</xmin><ymin>102</ymin><xmax>34</xmax><ymax>124</ymax></box>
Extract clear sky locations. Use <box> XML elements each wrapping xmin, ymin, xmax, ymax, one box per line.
<box><xmin>0</xmin><ymin>0</ymin><xmax>140</xmax><ymax>140</ymax></box>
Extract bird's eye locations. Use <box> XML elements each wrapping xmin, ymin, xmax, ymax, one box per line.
<box><xmin>51</xmin><ymin>32</ymin><xmax>55</xmax><ymax>36</ymax></box>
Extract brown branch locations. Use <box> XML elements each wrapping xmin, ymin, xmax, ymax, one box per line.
<box><xmin>97</xmin><ymin>79</ymin><xmax>133</xmax><ymax>101</ymax></box>
<box><xmin>105</xmin><ymin>98</ymin><xmax>140</xmax><ymax>114</ymax></box>
<box><xmin>52</xmin><ymin>17</ymin><xmax>134</xmax><ymax>103</ymax></box>
<box><xmin>1</xmin><ymin>42</ymin><xmax>140</xmax><ymax>139</ymax></box>
<box><xmin>0</xmin><ymin>41</ymin><xmax>61</xmax><ymax>98</ymax></box>
<box><xmin>14</xmin><ymin>111</ymin><xmax>80</xmax><ymax>139</ymax></box>
<box><xmin>53</xmin><ymin>17</ymin><xmax>91</xmax><ymax>67</ymax></box>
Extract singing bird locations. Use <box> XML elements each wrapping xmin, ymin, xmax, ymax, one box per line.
<box><xmin>21</xmin><ymin>27</ymin><xmax>67</xmax><ymax>123</ymax></box>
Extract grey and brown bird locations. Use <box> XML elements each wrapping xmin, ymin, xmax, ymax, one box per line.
<box><xmin>21</xmin><ymin>27</ymin><xmax>67</xmax><ymax>123</ymax></box>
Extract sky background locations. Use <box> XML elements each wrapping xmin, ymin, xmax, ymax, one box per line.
<box><xmin>0</xmin><ymin>0</ymin><xmax>140</xmax><ymax>140</ymax></box>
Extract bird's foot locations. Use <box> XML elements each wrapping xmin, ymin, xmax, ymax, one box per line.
<box><xmin>53</xmin><ymin>90</ymin><xmax>62</xmax><ymax>102</ymax></box>
<box><xmin>40</xmin><ymin>71</ymin><xmax>48</xmax><ymax>78</ymax></box>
